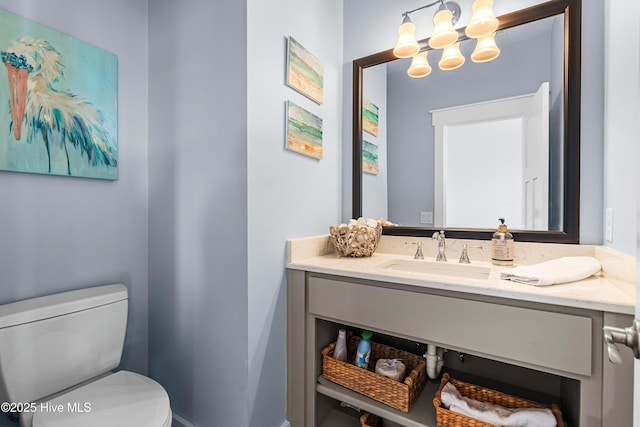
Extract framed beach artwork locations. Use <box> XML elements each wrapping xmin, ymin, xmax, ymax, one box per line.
<box><xmin>362</xmin><ymin>140</ymin><xmax>378</xmax><ymax>174</ymax></box>
<box><xmin>286</xmin><ymin>100</ymin><xmax>323</xmax><ymax>160</ymax></box>
<box><xmin>363</xmin><ymin>98</ymin><xmax>379</xmax><ymax>136</ymax></box>
<box><xmin>286</xmin><ymin>36</ymin><xmax>324</xmax><ymax>105</ymax></box>
<box><xmin>0</xmin><ymin>8</ymin><xmax>118</xmax><ymax>180</ymax></box>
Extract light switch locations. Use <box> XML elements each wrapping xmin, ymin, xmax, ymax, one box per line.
<box><xmin>420</xmin><ymin>211</ymin><xmax>433</xmax><ymax>224</ymax></box>
<box><xmin>605</xmin><ymin>208</ymin><xmax>613</xmax><ymax>243</ymax></box>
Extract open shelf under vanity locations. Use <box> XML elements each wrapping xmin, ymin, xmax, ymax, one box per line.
<box><xmin>314</xmin><ymin>319</ymin><xmax>573</xmax><ymax>427</ymax></box>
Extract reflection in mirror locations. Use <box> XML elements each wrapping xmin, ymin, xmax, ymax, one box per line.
<box><xmin>432</xmin><ymin>81</ymin><xmax>552</xmax><ymax>230</ymax></box>
<box><xmin>355</xmin><ymin>0</ymin><xmax>580</xmax><ymax>243</ymax></box>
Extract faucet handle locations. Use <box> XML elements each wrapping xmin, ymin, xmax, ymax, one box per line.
<box><xmin>414</xmin><ymin>242</ymin><xmax>424</xmax><ymax>259</ymax></box>
<box><xmin>403</xmin><ymin>241</ymin><xmax>424</xmax><ymax>259</ymax></box>
<box><xmin>459</xmin><ymin>244</ymin><xmax>483</xmax><ymax>264</ymax></box>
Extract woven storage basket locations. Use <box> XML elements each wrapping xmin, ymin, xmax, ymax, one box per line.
<box><xmin>321</xmin><ymin>334</ymin><xmax>426</xmax><ymax>413</ymax></box>
<box><xmin>433</xmin><ymin>373</ymin><xmax>564</xmax><ymax>427</ymax></box>
<box><xmin>359</xmin><ymin>412</ymin><xmax>380</xmax><ymax>427</ymax></box>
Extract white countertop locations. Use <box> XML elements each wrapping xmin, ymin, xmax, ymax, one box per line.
<box><xmin>287</xmin><ymin>236</ymin><xmax>636</xmax><ymax>315</ymax></box>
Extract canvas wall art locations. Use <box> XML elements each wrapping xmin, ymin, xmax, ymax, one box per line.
<box><xmin>0</xmin><ymin>8</ymin><xmax>118</xmax><ymax>180</ymax></box>
<box><xmin>363</xmin><ymin>98</ymin><xmax>379</xmax><ymax>136</ymax></box>
<box><xmin>286</xmin><ymin>100</ymin><xmax>323</xmax><ymax>160</ymax></box>
<box><xmin>363</xmin><ymin>140</ymin><xmax>378</xmax><ymax>174</ymax></box>
<box><xmin>286</xmin><ymin>36</ymin><xmax>324</xmax><ymax>105</ymax></box>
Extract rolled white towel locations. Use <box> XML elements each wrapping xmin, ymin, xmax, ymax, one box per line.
<box><xmin>375</xmin><ymin>358</ymin><xmax>406</xmax><ymax>381</ymax></box>
<box><xmin>442</xmin><ymin>382</ymin><xmax>557</xmax><ymax>427</ymax></box>
<box><xmin>500</xmin><ymin>256</ymin><xmax>601</xmax><ymax>286</ymax></box>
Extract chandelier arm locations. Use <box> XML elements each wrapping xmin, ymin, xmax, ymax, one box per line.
<box><xmin>404</xmin><ymin>0</ymin><xmax>444</xmax><ymax>17</ymax></box>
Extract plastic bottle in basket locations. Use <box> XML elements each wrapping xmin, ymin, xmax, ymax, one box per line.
<box><xmin>334</xmin><ymin>329</ymin><xmax>348</xmax><ymax>362</ymax></box>
<box><xmin>355</xmin><ymin>330</ymin><xmax>373</xmax><ymax>368</ymax></box>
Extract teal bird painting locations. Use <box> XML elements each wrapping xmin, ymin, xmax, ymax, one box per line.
<box><xmin>0</xmin><ymin>9</ymin><xmax>118</xmax><ymax>180</ymax></box>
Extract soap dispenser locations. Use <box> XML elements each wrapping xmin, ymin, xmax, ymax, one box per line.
<box><xmin>491</xmin><ymin>218</ymin><xmax>514</xmax><ymax>266</ymax></box>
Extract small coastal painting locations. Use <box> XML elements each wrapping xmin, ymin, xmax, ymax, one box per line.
<box><xmin>286</xmin><ymin>100</ymin><xmax>323</xmax><ymax>159</ymax></box>
<box><xmin>286</xmin><ymin>36</ymin><xmax>324</xmax><ymax>104</ymax></box>
<box><xmin>363</xmin><ymin>98</ymin><xmax>379</xmax><ymax>136</ymax></box>
<box><xmin>0</xmin><ymin>8</ymin><xmax>118</xmax><ymax>179</ymax></box>
<box><xmin>363</xmin><ymin>140</ymin><xmax>378</xmax><ymax>174</ymax></box>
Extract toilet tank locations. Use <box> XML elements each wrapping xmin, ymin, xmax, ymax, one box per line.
<box><xmin>0</xmin><ymin>284</ymin><xmax>128</xmax><ymax>404</ymax></box>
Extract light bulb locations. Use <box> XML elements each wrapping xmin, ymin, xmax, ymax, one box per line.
<box><xmin>466</xmin><ymin>0</ymin><xmax>499</xmax><ymax>39</ymax></box>
<box><xmin>471</xmin><ymin>32</ymin><xmax>500</xmax><ymax>62</ymax></box>
<box><xmin>393</xmin><ymin>15</ymin><xmax>420</xmax><ymax>58</ymax></box>
<box><xmin>429</xmin><ymin>9</ymin><xmax>458</xmax><ymax>49</ymax></box>
<box><xmin>407</xmin><ymin>51</ymin><xmax>432</xmax><ymax>78</ymax></box>
<box><xmin>439</xmin><ymin>42</ymin><xmax>465</xmax><ymax>71</ymax></box>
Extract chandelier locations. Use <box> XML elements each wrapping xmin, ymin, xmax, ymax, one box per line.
<box><xmin>393</xmin><ymin>0</ymin><xmax>500</xmax><ymax>78</ymax></box>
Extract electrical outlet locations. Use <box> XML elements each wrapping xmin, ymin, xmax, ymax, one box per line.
<box><xmin>605</xmin><ymin>208</ymin><xmax>613</xmax><ymax>243</ymax></box>
<box><xmin>420</xmin><ymin>211</ymin><xmax>433</xmax><ymax>224</ymax></box>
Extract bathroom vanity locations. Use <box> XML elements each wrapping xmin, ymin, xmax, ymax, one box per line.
<box><xmin>286</xmin><ymin>236</ymin><xmax>636</xmax><ymax>427</ymax></box>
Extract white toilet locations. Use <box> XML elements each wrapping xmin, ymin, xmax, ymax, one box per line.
<box><xmin>0</xmin><ymin>284</ymin><xmax>172</xmax><ymax>427</ymax></box>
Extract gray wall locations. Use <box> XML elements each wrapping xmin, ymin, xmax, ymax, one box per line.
<box><xmin>148</xmin><ymin>0</ymin><xmax>248</xmax><ymax>426</ymax></box>
<box><xmin>247</xmin><ymin>1</ymin><xmax>343</xmax><ymax>426</ymax></box>
<box><xmin>604</xmin><ymin>0</ymin><xmax>639</xmax><ymax>255</ymax></box>
<box><xmin>579</xmin><ymin>0</ymin><xmax>605</xmax><ymax>245</ymax></box>
<box><xmin>0</xmin><ymin>0</ymin><xmax>149</xmax><ymax>375</ymax></box>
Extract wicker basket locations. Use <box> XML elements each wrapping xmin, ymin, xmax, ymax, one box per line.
<box><xmin>433</xmin><ymin>373</ymin><xmax>564</xmax><ymax>427</ymax></box>
<box><xmin>321</xmin><ymin>334</ymin><xmax>426</xmax><ymax>413</ymax></box>
<box><xmin>359</xmin><ymin>412</ymin><xmax>380</xmax><ymax>427</ymax></box>
<box><xmin>329</xmin><ymin>222</ymin><xmax>382</xmax><ymax>257</ymax></box>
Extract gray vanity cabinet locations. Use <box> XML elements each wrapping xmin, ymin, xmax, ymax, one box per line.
<box><xmin>286</xmin><ymin>269</ymin><xmax>634</xmax><ymax>427</ymax></box>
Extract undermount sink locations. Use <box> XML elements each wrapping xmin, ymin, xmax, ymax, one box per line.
<box><xmin>376</xmin><ymin>258</ymin><xmax>491</xmax><ymax>280</ymax></box>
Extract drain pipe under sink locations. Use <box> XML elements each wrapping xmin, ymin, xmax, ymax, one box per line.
<box><xmin>424</xmin><ymin>344</ymin><xmax>445</xmax><ymax>379</ymax></box>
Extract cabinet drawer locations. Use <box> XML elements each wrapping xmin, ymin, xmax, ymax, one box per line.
<box><xmin>308</xmin><ymin>276</ymin><xmax>592</xmax><ymax>376</ymax></box>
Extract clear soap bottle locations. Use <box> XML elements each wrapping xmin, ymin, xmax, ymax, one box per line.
<box><xmin>491</xmin><ymin>218</ymin><xmax>514</xmax><ymax>266</ymax></box>
<box><xmin>333</xmin><ymin>329</ymin><xmax>348</xmax><ymax>362</ymax></box>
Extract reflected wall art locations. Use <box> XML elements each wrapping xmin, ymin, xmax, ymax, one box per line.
<box><xmin>363</xmin><ymin>97</ymin><xmax>379</xmax><ymax>137</ymax></box>
<box><xmin>363</xmin><ymin>140</ymin><xmax>378</xmax><ymax>174</ymax></box>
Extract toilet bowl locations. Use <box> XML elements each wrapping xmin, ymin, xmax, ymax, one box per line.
<box><xmin>0</xmin><ymin>285</ymin><xmax>172</xmax><ymax>427</ymax></box>
<box><xmin>22</xmin><ymin>372</ymin><xmax>172</xmax><ymax>427</ymax></box>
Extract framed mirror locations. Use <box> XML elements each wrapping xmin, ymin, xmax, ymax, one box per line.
<box><xmin>352</xmin><ymin>0</ymin><xmax>581</xmax><ymax>243</ymax></box>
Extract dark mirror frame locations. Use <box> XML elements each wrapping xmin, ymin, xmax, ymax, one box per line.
<box><xmin>352</xmin><ymin>0</ymin><xmax>581</xmax><ymax>243</ymax></box>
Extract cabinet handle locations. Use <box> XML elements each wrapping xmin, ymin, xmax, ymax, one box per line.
<box><xmin>603</xmin><ymin>319</ymin><xmax>640</xmax><ymax>364</ymax></box>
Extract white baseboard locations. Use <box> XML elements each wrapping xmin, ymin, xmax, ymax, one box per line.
<box><xmin>172</xmin><ymin>413</ymin><xmax>197</xmax><ymax>427</ymax></box>
<box><xmin>279</xmin><ymin>421</ymin><xmax>291</xmax><ymax>427</ymax></box>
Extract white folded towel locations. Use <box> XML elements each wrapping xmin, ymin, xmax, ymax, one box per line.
<box><xmin>499</xmin><ymin>256</ymin><xmax>601</xmax><ymax>287</ymax></box>
<box><xmin>441</xmin><ymin>382</ymin><xmax>557</xmax><ymax>427</ymax></box>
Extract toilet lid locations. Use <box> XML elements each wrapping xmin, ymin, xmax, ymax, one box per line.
<box><xmin>33</xmin><ymin>371</ymin><xmax>171</xmax><ymax>427</ymax></box>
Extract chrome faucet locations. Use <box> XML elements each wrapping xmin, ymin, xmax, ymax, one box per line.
<box><xmin>458</xmin><ymin>244</ymin><xmax>483</xmax><ymax>264</ymax></box>
<box><xmin>432</xmin><ymin>230</ymin><xmax>446</xmax><ymax>262</ymax></box>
